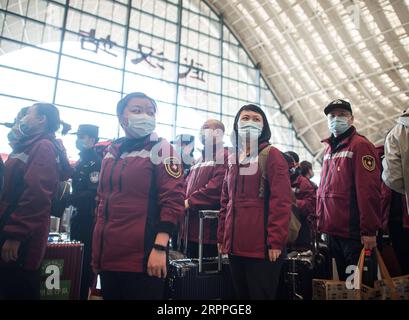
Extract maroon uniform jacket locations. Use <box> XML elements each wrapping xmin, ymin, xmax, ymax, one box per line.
<box><xmin>185</xmin><ymin>146</ymin><xmax>228</xmax><ymax>244</ymax></box>
<box><xmin>217</xmin><ymin>142</ymin><xmax>292</xmax><ymax>259</ymax></box>
<box><xmin>92</xmin><ymin>133</ymin><xmax>185</xmax><ymax>273</ymax></box>
<box><xmin>293</xmin><ymin>175</ymin><xmax>317</xmax><ymax>218</ymax></box>
<box><xmin>0</xmin><ymin>133</ymin><xmax>69</xmax><ymax>270</ymax></box>
<box><xmin>317</xmin><ymin>127</ymin><xmax>381</xmax><ymax>240</ymax></box>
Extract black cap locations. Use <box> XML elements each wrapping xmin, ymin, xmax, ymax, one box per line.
<box><xmin>324</xmin><ymin>99</ymin><xmax>352</xmax><ymax>115</ymax></box>
<box><xmin>72</xmin><ymin>124</ymin><xmax>99</xmax><ymax>138</ymax></box>
<box><xmin>171</xmin><ymin>134</ymin><xmax>195</xmax><ymax>145</ymax></box>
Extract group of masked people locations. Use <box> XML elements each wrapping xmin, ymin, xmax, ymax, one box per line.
<box><xmin>0</xmin><ymin>94</ymin><xmax>408</xmax><ymax>301</ymax></box>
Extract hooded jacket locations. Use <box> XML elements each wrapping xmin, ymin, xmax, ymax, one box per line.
<box><xmin>91</xmin><ymin>133</ymin><xmax>185</xmax><ymax>273</ymax></box>
<box><xmin>217</xmin><ymin>142</ymin><xmax>292</xmax><ymax>258</ymax></box>
<box><xmin>0</xmin><ymin>133</ymin><xmax>72</xmax><ymax>270</ymax></box>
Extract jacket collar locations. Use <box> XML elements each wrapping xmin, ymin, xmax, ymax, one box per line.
<box><xmin>13</xmin><ymin>132</ymin><xmax>56</xmax><ymax>153</ymax></box>
<box><xmin>322</xmin><ymin>126</ymin><xmax>356</xmax><ymax>152</ymax></box>
<box><xmin>109</xmin><ymin>132</ymin><xmax>160</xmax><ymax>158</ymax></box>
<box><xmin>79</xmin><ymin>147</ymin><xmax>98</xmax><ymax>161</ymax></box>
<box><xmin>259</xmin><ymin>141</ymin><xmax>270</xmax><ymax>152</ymax></box>
<box><xmin>200</xmin><ymin>143</ymin><xmax>225</xmax><ymax>161</ymax></box>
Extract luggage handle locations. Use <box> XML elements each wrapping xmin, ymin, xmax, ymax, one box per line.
<box><xmin>354</xmin><ymin>248</ymin><xmax>399</xmax><ymax>300</ymax></box>
<box><xmin>183</xmin><ymin>209</ymin><xmax>190</xmax><ymax>256</ymax></box>
<box><xmin>198</xmin><ymin>210</ymin><xmax>222</xmax><ymax>274</ymax></box>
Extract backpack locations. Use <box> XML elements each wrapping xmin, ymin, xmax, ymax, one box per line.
<box><xmin>257</xmin><ymin>145</ymin><xmax>301</xmax><ymax>244</ymax></box>
<box><xmin>49</xmin><ymin>138</ymin><xmax>73</xmax><ymax>218</ymax></box>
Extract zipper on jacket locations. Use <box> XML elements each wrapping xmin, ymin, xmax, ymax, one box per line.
<box><xmin>321</xmin><ymin>153</ymin><xmax>333</xmax><ymax>192</ymax></box>
<box><xmin>231</xmin><ymin>163</ymin><xmax>239</xmax><ymax>254</ymax></box>
<box><xmin>321</xmin><ymin>144</ymin><xmax>347</xmax><ymax>193</ymax></box>
<box><xmin>118</xmin><ymin>159</ymin><xmax>128</xmax><ymax>193</ymax></box>
<box><xmin>97</xmin><ymin>158</ymin><xmax>120</xmax><ymax>269</ymax></box>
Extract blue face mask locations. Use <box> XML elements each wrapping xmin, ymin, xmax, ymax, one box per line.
<box><xmin>238</xmin><ymin>120</ymin><xmax>263</xmax><ymax>139</ymax></box>
<box><xmin>328</xmin><ymin>116</ymin><xmax>351</xmax><ymax>136</ymax></box>
<box><xmin>126</xmin><ymin>114</ymin><xmax>156</xmax><ymax>138</ymax></box>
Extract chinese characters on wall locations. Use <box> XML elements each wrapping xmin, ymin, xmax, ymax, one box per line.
<box><xmin>79</xmin><ymin>29</ymin><xmax>207</xmax><ymax>82</ymax></box>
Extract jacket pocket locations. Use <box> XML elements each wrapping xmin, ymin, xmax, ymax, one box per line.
<box><xmin>320</xmin><ymin>193</ymin><xmax>350</xmax><ymax>235</ymax></box>
<box><xmin>233</xmin><ymin>203</ymin><xmax>265</xmax><ymax>256</ymax></box>
<box><xmin>103</xmin><ymin>205</ymin><xmax>147</xmax><ymax>262</ymax></box>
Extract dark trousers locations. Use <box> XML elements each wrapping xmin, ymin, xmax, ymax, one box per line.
<box><xmin>328</xmin><ymin>235</ymin><xmax>363</xmax><ymax>281</ymax></box>
<box><xmin>229</xmin><ymin>254</ymin><xmax>284</xmax><ymax>300</ymax></box>
<box><xmin>0</xmin><ymin>265</ymin><xmax>40</xmax><ymax>300</ymax></box>
<box><xmin>186</xmin><ymin>241</ymin><xmax>218</xmax><ymax>259</ymax></box>
<box><xmin>71</xmin><ymin>212</ymin><xmax>95</xmax><ymax>300</ymax></box>
<box><xmin>99</xmin><ymin>271</ymin><xmax>165</xmax><ymax>300</ymax></box>
<box><xmin>389</xmin><ymin>220</ymin><xmax>409</xmax><ymax>275</ymax></box>
<box><xmin>294</xmin><ymin>215</ymin><xmax>312</xmax><ymax>250</ymax></box>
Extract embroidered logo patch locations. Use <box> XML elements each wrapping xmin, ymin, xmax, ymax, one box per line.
<box><xmin>362</xmin><ymin>155</ymin><xmax>375</xmax><ymax>172</ymax></box>
<box><xmin>164</xmin><ymin>157</ymin><xmax>182</xmax><ymax>178</ymax></box>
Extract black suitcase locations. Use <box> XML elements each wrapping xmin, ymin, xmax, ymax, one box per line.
<box><xmin>277</xmin><ymin>241</ymin><xmax>332</xmax><ymax>300</ymax></box>
<box><xmin>166</xmin><ymin>210</ymin><xmax>235</xmax><ymax>300</ymax></box>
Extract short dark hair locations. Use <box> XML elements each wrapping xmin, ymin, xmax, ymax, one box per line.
<box><xmin>233</xmin><ymin>104</ymin><xmax>271</xmax><ymax>146</ymax></box>
<box><xmin>34</xmin><ymin>103</ymin><xmax>61</xmax><ymax>133</ymax></box>
<box><xmin>300</xmin><ymin>161</ymin><xmax>313</xmax><ymax>176</ymax></box>
<box><xmin>116</xmin><ymin>92</ymin><xmax>157</xmax><ymax>116</ymax></box>
<box><xmin>286</xmin><ymin>151</ymin><xmax>299</xmax><ymax>164</ymax></box>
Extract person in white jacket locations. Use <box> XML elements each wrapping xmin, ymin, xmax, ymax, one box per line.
<box><xmin>382</xmin><ymin>109</ymin><xmax>409</xmax><ymax>215</ymax></box>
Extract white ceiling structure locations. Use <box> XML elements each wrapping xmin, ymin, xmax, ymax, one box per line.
<box><xmin>207</xmin><ymin>0</ymin><xmax>409</xmax><ymax>159</ymax></box>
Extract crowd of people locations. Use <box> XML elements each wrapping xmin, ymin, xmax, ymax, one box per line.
<box><xmin>0</xmin><ymin>94</ymin><xmax>408</xmax><ymax>300</ymax></box>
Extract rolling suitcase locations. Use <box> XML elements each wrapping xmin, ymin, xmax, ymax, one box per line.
<box><xmin>277</xmin><ymin>241</ymin><xmax>332</xmax><ymax>300</ymax></box>
<box><xmin>166</xmin><ymin>210</ymin><xmax>235</xmax><ymax>300</ymax></box>
<box><xmin>40</xmin><ymin>239</ymin><xmax>84</xmax><ymax>300</ymax></box>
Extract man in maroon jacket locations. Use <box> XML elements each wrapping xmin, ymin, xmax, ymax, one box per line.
<box><xmin>184</xmin><ymin>119</ymin><xmax>228</xmax><ymax>258</ymax></box>
<box><xmin>317</xmin><ymin>99</ymin><xmax>381</xmax><ymax>281</ymax></box>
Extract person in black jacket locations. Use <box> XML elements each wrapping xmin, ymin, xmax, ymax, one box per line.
<box><xmin>69</xmin><ymin>124</ymin><xmax>102</xmax><ymax>300</ymax></box>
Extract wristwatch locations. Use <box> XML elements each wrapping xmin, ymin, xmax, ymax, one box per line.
<box><xmin>153</xmin><ymin>244</ymin><xmax>168</xmax><ymax>252</ymax></box>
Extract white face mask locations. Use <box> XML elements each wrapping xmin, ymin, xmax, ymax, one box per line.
<box><xmin>327</xmin><ymin>116</ymin><xmax>351</xmax><ymax>136</ymax></box>
<box><xmin>126</xmin><ymin>113</ymin><xmax>156</xmax><ymax>138</ymax></box>
<box><xmin>238</xmin><ymin>120</ymin><xmax>263</xmax><ymax>139</ymax></box>
<box><xmin>18</xmin><ymin>115</ymin><xmax>41</xmax><ymax>137</ymax></box>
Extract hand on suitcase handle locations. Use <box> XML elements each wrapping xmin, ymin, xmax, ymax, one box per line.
<box><xmin>361</xmin><ymin>235</ymin><xmax>377</xmax><ymax>250</ymax></box>
<box><xmin>148</xmin><ymin>249</ymin><xmax>167</xmax><ymax>279</ymax></box>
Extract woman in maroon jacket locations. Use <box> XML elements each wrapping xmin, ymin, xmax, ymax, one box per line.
<box><xmin>217</xmin><ymin>104</ymin><xmax>292</xmax><ymax>300</ymax></box>
<box><xmin>293</xmin><ymin>160</ymin><xmax>317</xmax><ymax>249</ymax></box>
<box><xmin>0</xmin><ymin>103</ymin><xmax>69</xmax><ymax>300</ymax></box>
<box><xmin>92</xmin><ymin>92</ymin><xmax>185</xmax><ymax>300</ymax></box>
